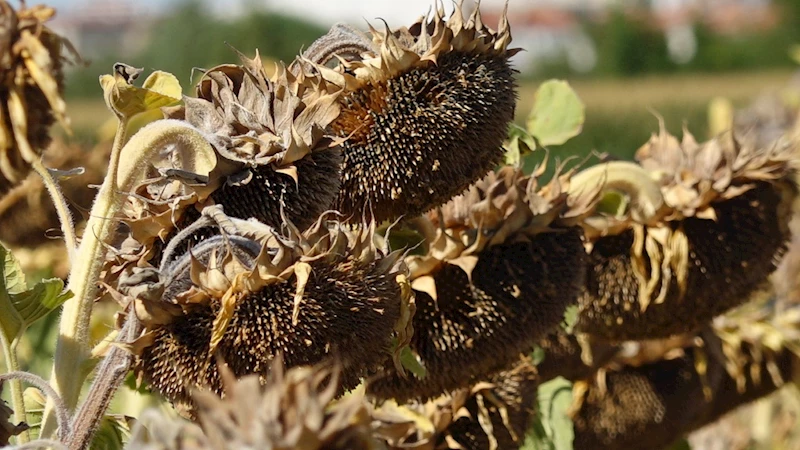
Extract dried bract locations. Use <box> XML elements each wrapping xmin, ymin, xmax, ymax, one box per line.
<box><xmin>125</xmin><ymin>360</ymin><xmax>381</xmax><ymax>450</ymax></box>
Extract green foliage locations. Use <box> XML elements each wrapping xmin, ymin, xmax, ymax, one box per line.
<box><xmin>0</xmin><ymin>244</ymin><xmax>72</xmax><ymax>347</ymax></box>
<box><xmin>527</xmin><ymin>80</ymin><xmax>586</xmax><ymax>147</ymax></box>
<box><xmin>523</xmin><ymin>377</ymin><xmax>575</xmax><ymax>450</ymax></box>
<box><xmin>505</xmin><ymin>81</ymin><xmax>585</xmax><ymax>166</ymax></box>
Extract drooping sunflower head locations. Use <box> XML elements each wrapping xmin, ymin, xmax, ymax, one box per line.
<box><xmin>0</xmin><ymin>1</ymin><xmax>74</xmax><ymax>195</ymax></box>
<box><xmin>572</xmin><ymin>128</ymin><xmax>798</xmax><ymax>340</ymax></box>
<box><xmin>131</xmin><ymin>207</ymin><xmax>410</xmax><ymax>417</ymax></box>
<box><xmin>302</xmin><ymin>2</ymin><xmax>519</xmax><ymax>223</ymax></box>
<box><xmin>160</xmin><ymin>52</ymin><xmax>345</xmax><ymax>232</ymax></box>
<box><xmin>368</xmin><ymin>164</ymin><xmax>597</xmax><ymax>401</ymax></box>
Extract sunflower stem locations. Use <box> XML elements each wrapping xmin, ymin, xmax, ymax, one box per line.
<box><xmin>30</xmin><ymin>158</ymin><xmax>78</xmax><ymax>265</ymax></box>
<box><xmin>66</xmin><ymin>315</ymin><xmax>140</xmax><ymax>450</ymax></box>
<box><xmin>39</xmin><ymin>120</ymin><xmax>213</xmax><ymax>439</ymax></box>
<box><xmin>0</xmin><ymin>331</ymin><xmax>29</xmax><ymax>443</ymax></box>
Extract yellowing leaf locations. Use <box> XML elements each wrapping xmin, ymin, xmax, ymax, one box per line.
<box><xmin>100</xmin><ymin>64</ymin><xmax>182</xmax><ymax>119</ymax></box>
<box><xmin>527</xmin><ymin>80</ymin><xmax>585</xmax><ymax>147</ymax></box>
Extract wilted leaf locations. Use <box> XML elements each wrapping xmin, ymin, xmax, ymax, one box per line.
<box><xmin>0</xmin><ymin>243</ymin><xmax>73</xmax><ymax>343</ymax></box>
<box><xmin>0</xmin><ymin>381</ymin><xmax>29</xmax><ymax>446</ymax></box>
<box><xmin>527</xmin><ymin>80</ymin><xmax>585</xmax><ymax>147</ymax></box>
<box><xmin>99</xmin><ymin>64</ymin><xmax>181</xmax><ymax>119</ymax></box>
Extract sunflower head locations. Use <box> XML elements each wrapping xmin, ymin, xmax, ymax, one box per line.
<box><xmin>0</xmin><ymin>1</ymin><xmax>74</xmax><ymax>195</ymax></box>
<box><xmin>573</xmin><ymin>128</ymin><xmax>798</xmax><ymax>340</ymax></box>
<box><xmin>371</xmin><ymin>360</ymin><xmax>538</xmax><ymax>450</ymax></box>
<box><xmin>302</xmin><ymin>2</ymin><xmax>519</xmax><ymax>224</ymax></box>
<box><xmin>131</xmin><ymin>207</ymin><xmax>410</xmax><ymax>416</ymax></box>
<box><xmin>368</xmin><ymin>164</ymin><xmax>596</xmax><ymax>401</ymax></box>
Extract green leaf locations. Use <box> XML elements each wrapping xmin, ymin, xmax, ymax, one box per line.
<box><xmin>100</xmin><ymin>63</ymin><xmax>182</xmax><ymax>119</ymax></box>
<box><xmin>90</xmin><ymin>415</ymin><xmax>132</xmax><ymax>450</ymax></box>
<box><xmin>527</xmin><ymin>80</ymin><xmax>585</xmax><ymax>147</ymax></box>
<box><xmin>503</xmin><ymin>123</ymin><xmax>537</xmax><ymax>167</ymax></box>
<box><xmin>399</xmin><ymin>346</ymin><xmax>427</xmax><ymax>379</ymax></box>
<box><xmin>537</xmin><ymin>377</ymin><xmax>575</xmax><ymax>450</ymax></box>
<box><xmin>0</xmin><ymin>244</ymin><xmax>73</xmax><ymax>343</ymax></box>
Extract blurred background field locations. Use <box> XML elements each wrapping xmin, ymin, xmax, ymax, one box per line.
<box><xmin>4</xmin><ymin>0</ymin><xmax>800</xmax><ymax>448</ymax></box>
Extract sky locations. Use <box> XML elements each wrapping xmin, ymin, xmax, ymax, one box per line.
<box><xmin>43</xmin><ymin>0</ymin><xmax>511</xmax><ymax>27</ymax></box>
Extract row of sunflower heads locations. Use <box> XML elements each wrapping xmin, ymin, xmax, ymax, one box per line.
<box><xmin>101</xmin><ymin>0</ymin><xmax>532</xmax><ymax>427</ymax></box>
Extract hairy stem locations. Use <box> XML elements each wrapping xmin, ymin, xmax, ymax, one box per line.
<box><xmin>0</xmin><ymin>371</ymin><xmax>72</xmax><ymax>442</ymax></box>
<box><xmin>40</xmin><ymin>120</ymin><xmax>214</xmax><ymax>438</ymax></box>
<box><xmin>66</xmin><ymin>315</ymin><xmax>141</xmax><ymax>450</ymax></box>
<box><xmin>30</xmin><ymin>159</ymin><xmax>77</xmax><ymax>264</ymax></box>
<box><xmin>0</xmin><ymin>332</ymin><xmax>30</xmax><ymax>443</ymax></box>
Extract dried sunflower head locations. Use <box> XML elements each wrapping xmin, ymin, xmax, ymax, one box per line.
<box><xmin>125</xmin><ymin>359</ymin><xmax>381</xmax><ymax>450</ymax></box>
<box><xmin>304</xmin><ymin>2</ymin><xmax>519</xmax><ymax>223</ymax></box>
<box><xmin>368</xmin><ymin>164</ymin><xmax>597</xmax><ymax>401</ymax></box>
<box><xmin>0</xmin><ymin>1</ymin><xmax>73</xmax><ymax>195</ymax></box>
<box><xmin>571</xmin><ymin>311</ymin><xmax>800</xmax><ymax>450</ymax></box>
<box><xmin>170</xmin><ymin>52</ymin><xmax>344</xmax><ymax>232</ymax></box>
<box><xmin>112</xmin><ymin>52</ymin><xmax>345</xmax><ymax>276</ymax></box>
<box><xmin>574</xmin><ymin>127</ymin><xmax>798</xmax><ymax>341</ymax></box>
<box><xmin>371</xmin><ymin>359</ymin><xmax>538</xmax><ymax>450</ymax></box>
<box><xmin>130</xmin><ymin>207</ymin><xmax>410</xmax><ymax>417</ymax></box>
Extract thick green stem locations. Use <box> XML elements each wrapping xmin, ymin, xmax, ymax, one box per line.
<box><xmin>1</xmin><ymin>331</ymin><xmax>30</xmax><ymax>443</ymax></box>
<box><xmin>30</xmin><ymin>159</ymin><xmax>78</xmax><ymax>265</ymax></box>
<box><xmin>39</xmin><ymin>120</ymin><xmax>214</xmax><ymax>438</ymax></box>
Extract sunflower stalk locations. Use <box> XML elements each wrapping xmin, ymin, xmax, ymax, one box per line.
<box><xmin>39</xmin><ymin>120</ymin><xmax>214</xmax><ymax>438</ymax></box>
<box><xmin>0</xmin><ymin>326</ymin><xmax>29</xmax><ymax>443</ymax></box>
<box><xmin>30</xmin><ymin>159</ymin><xmax>77</xmax><ymax>264</ymax></box>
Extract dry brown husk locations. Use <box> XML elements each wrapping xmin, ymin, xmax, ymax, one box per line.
<box><xmin>308</xmin><ymin>2</ymin><xmax>519</xmax><ymax>224</ymax></box>
<box><xmin>0</xmin><ymin>1</ymin><xmax>75</xmax><ymax>196</ymax></box>
<box><xmin>368</xmin><ymin>163</ymin><xmax>599</xmax><ymax>401</ymax></box>
<box><xmin>576</xmin><ymin>127</ymin><xmax>798</xmax><ymax>340</ymax></box>
<box><xmin>371</xmin><ymin>359</ymin><xmax>538</xmax><ymax>450</ymax></box>
<box><xmin>131</xmin><ymin>210</ymin><xmax>411</xmax><ymax>417</ymax></box>
<box><xmin>125</xmin><ymin>359</ymin><xmax>382</xmax><ymax>450</ymax></box>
